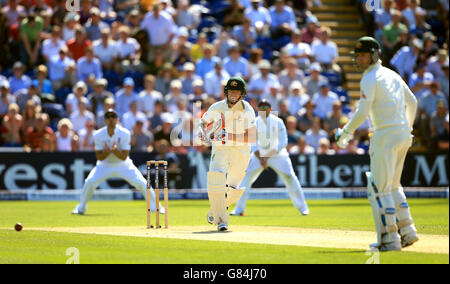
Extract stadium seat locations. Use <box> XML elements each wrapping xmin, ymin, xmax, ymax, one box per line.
<box><xmin>332</xmin><ymin>87</ymin><xmax>350</xmax><ymax>105</ymax></box>
<box><xmin>198</xmin><ymin>16</ymin><xmax>218</xmax><ymax>33</ymax></box>
<box><xmin>103</xmin><ymin>70</ymin><xmax>121</xmax><ymax>91</ymax></box>
<box><xmin>55</xmin><ymin>87</ymin><xmax>72</xmax><ymax>105</ymax></box>
<box><xmin>1</xmin><ymin>68</ymin><xmax>12</xmax><ymax>78</ymax></box>
<box><xmin>122</xmin><ymin>70</ymin><xmax>144</xmax><ymax>90</ymax></box>
<box><xmin>275</xmin><ymin>36</ymin><xmax>291</xmax><ymax>51</ymax></box>
<box><xmin>321</xmin><ymin>71</ymin><xmax>342</xmax><ymax>88</ymax></box>
<box><xmin>42</xmin><ymin>103</ymin><xmax>68</xmax><ymax>131</ymax></box>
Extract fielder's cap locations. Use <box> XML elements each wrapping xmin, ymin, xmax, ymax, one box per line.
<box><xmin>183</xmin><ymin>62</ymin><xmax>195</xmax><ymax>71</ymax></box>
<box><xmin>258</xmin><ymin>99</ymin><xmax>271</xmax><ymax>108</ymax></box>
<box><xmin>258</xmin><ymin>59</ymin><xmax>271</xmax><ymax>69</ymax></box>
<box><xmin>123</xmin><ymin>77</ymin><xmax>135</xmax><ymax>86</ymax></box>
<box><xmin>104</xmin><ymin>108</ymin><xmax>118</xmax><ymax>118</ymax></box>
<box><xmin>310</xmin><ymin>62</ymin><xmax>322</xmax><ymax>72</ymax></box>
<box><xmin>0</xmin><ymin>80</ymin><xmax>9</xmax><ymax>88</ymax></box>
<box><xmin>353</xmin><ymin>36</ymin><xmax>381</xmax><ymax>53</ymax></box>
<box><xmin>412</xmin><ymin>38</ymin><xmax>423</xmax><ymax>49</ymax></box>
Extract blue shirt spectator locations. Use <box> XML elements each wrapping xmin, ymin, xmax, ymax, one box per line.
<box><xmin>419</xmin><ymin>83</ymin><xmax>448</xmax><ymax>116</ymax></box>
<box><xmin>32</xmin><ymin>79</ymin><xmax>53</xmax><ymax>94</ymax></box>
<box><xmin>408</xmin><ymin>69</ymin><xmax>434</xmax><ymax>100</ymax></box>
<box><xmin>244</xmin><ymin>2</ymin><xmax>272</xmax><ymax>29</ymax></box>
<box><xmin>49</xmin><ymin>53</ymin><xmax>75</xmax><ymax>81</ymax></box>
<box><xmin>231</xmin><ymin>19</ymin><xmax>257</xmax><ymax>45</ymax></box>
<box><xmin>76</xmin><ymin>50</ymin><xmax>103</xmax><ymax>83</ymax></box>
<box><xmin>223</xmin><ymin>47</ymin><xmax>249</xmax><ymax>78</ymax></box>
<box><xmin>196</xmin><ymin>45</ymin><xmax>220</xmax><ymax>78</ymax></box>
<box><xmin>8</xmin><ymin>62</ymin><xmax>31</xmax><ymax>94</ymax></box>
<box><xmin>8</xmin><ymin>74</ymin><xmax>31</xmax><ymax>95</ymax></box>
<box><xmin>115</xmin><ymin>77</ymin><xmax>138</xmax><ymax>117</ymax></box>
<box><xmin>269</xmin><ymin>1</ymin><xmax>297</xmax><ymax>32</ymax></box>
<box><xmin>84</xmin><ymin>8</ymin><xmax>109</xmax><ymax>42</ymax></box>
<box><xmin>312</xmin><ymin>83</ymin><xmax>339</xmax><ymax>120</ymax></box>
<box><xmin>390</xmin><ymin>40</ymin><xmax>422</xmax><ymax>79</ymax></box>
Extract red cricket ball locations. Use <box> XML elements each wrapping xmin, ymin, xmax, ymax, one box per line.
<box><xmin>15</xmin><ymin>223</ymin><xmax>23</xmax><ymax>232</ymax></box>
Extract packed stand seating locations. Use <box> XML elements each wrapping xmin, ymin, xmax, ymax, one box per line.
<box><xmin>0</xmin><ymin>0</ymin><xmax>447</xmax><ymax>155</ymax></box>
<box><xmin>358</xmin><ymin>0</ymin><xmax>449</xmax><ymax>152</ymax></box>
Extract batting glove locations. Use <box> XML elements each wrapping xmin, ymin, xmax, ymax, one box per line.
<box><xmin>335</xmin><ymin>128</ymin><xmax>351</xmax><ymax>149</ymax></box>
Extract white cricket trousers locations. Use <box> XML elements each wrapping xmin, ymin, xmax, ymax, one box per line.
<box><xmin>369</xmin><ymin>126</ymin><xmax>417</xmax><ymax>238</ymax></box>
<box><xmin>209</xmin><ymin>146</ymin><xmax>251</xmax><ymax>188</ymax></box>
<box><xmin>76</xmin><ymin>159</ymin><xmax>158</xmax><ymax>213</ymax></box>
<box><xmin>234</xmin><ymin>151</ymin><xmax>308</xmax><ymax>214</ymax></box>
<box><xmin>369</xmin><ymin>126</ymin><xmax>412</xmax><ymax>193</ymax></box>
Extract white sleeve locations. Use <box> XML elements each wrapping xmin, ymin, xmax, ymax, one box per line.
<box><xmin>201</xmin><ymin>104</ymin><xmax>220</xmax><ymax>124</ymax></box>
<box><xmin>94</xmin><ymin>133</ymin><xmax>103</xmax><ymax>151</ymax></box>
<box><xmin>120</xmin><ymin>132</ymin><xmax>131</xmax><ymax>151</ymax></box>
<box><xmin>343</xmin><ymin>76</ymin><xmax>374</xmax><ymax>134</ymax></box>
<box><xmin>277</xmin><ymin>119</ymin><xmax>288</xmax><ymax>152</ymax></box>
<box><xmin>244</xmin><ymin>107</ymin><xmax>256</xmax><ymax>130</ymax></box>
<box><xmin>401</xmin><ymin>79</ymin><xmax>418</xmax><ymax>129</ymax></box>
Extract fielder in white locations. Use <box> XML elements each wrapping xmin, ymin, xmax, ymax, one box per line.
<box><xmin>231</xmin><ymin>99</ymin><xmax>309</xmax><ymax>216</ymax></box>
<box><xmin>72</xmin><ymin>109</ymin><xmax>163</xmax><ymax>215</ymax></box>
<box><xmin>199</xmin><ymin>77</ymin><xmax>256</xmax><ymax>231</ymax></box>
<box><xmin>335</xmin><ymin>37</ymin><xmax>419</xmax><ymax>251</ymax></box>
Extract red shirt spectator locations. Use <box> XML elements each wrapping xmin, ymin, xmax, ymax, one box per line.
<box><xmin>25</xmin><ymin>113</ymin><xmax>55</xmax><ymax>151</ymax></box>
<box><xmin>67</xmin><ymin>27</ymin><xmax>91</xmax><ymax>61</ymax></box>
<box><xmin>301</xmin><ymin>16</ymin><xmax>320</xmax><ymax>44</ymax></box>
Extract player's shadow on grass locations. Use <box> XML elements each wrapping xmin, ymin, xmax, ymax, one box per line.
<box><xmin>193</xmin><ymin>231</ymin><xmax>233</xmax><ymax>234</ymax></box>
<box><xmin>316</xmin><ymin>250</ymin><xmax>365</xmax><ymax>254</ymax></box>
<box><xmin>72</xmin><ymin>214</ymin><xmax>112</xmax><ymax>217</ymax></box>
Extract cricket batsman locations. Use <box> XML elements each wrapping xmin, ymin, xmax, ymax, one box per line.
<box><xmin>72</xmin><ymin>109</ymin><xmax>163</xmax><ymax>215</ymax></box>
<box><xmin>335</xmin><ymin>37</ymin><xmax>419</xmax><ymax>251</ymax></box>
<box><xmin>199</xmin><ymin>77</ymin><xmax>257</xmax><ymax>231</ymax></box>
<box><xmin>231</xmin><ymin>99</ymin><xmax>309</xmax><ymax>216</ymax></box>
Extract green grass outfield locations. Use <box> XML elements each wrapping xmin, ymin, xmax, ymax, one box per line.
<box><xmin>0</xmin><ymin>199</ymin><xmax>448</xmax><ymax>264</ymax></box>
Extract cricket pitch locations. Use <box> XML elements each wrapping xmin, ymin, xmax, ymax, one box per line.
<box><xmin>26</xmin><ymin>226</ymin><xmax>449</xmax><ymax>254</ymax></box>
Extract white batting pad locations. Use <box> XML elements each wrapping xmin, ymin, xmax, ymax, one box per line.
<box><xmin>207</xmin><ymin>171</ymin><xmax>228</xmax><ymax>225</ymax></box>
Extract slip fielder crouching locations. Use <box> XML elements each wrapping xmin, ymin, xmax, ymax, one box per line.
<box><xmin>72</xmin><ymin>109</ymin><xmax>163</xmax><ymax>215</ymax></box>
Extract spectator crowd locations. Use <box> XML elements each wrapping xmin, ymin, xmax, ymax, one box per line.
<box><xmin>0</xmin><ymin>0</ymin><xmax>448</xmax><ymax>157</ymax></box>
